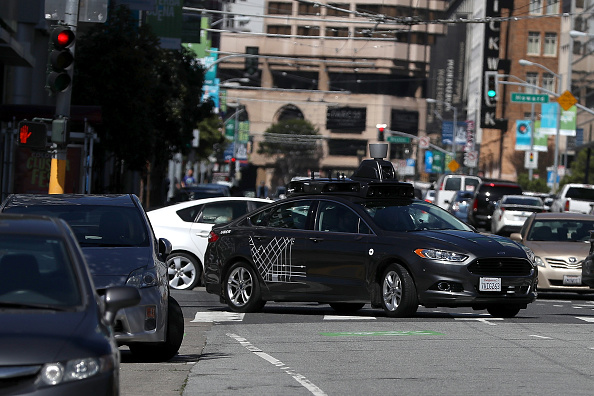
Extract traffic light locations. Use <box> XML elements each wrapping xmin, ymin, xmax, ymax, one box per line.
<box><xmin>484</xmin><ymin>71</ymin><xmax>498</xmax><ymax>101</ymax></box>
<box><xmin>245</xmin><ymin>46</ymin><xmax>259</xmax><ymax>76</ymax></box>
<box><xmin>228</xmin><ymin>157</ymin><xmax>236</xmax><ymax>178</ymax></box>
<box><xmin>17</xmin><ymin>121</ymin><xmax>48</xmax><ymax>150</ymax></box>
<box><xmin>47</xmin><ymin>26</ymin><xmax>75</xmax><ymax>93</ymax></box>
<box><xmin>376</xmin><ymin>124</ymin><xmax>387</xmax><ymax>141</ymax></box>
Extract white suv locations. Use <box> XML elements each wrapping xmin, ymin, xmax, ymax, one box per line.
<box><xmin>434</xmin><ymin>174</ymin><xmax>482</xmax><ymax>210</ymax></box>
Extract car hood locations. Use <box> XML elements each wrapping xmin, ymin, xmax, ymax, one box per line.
<box><xmin>398</xmin><ymin>230</ymin><xmax>528</xmax><ymax>257</ymax></box>
<box><xmin>0</xmin><ymin>310</ymin><xmax>104</xmax><ymax>365</ymax></box>
<box><xmin>525</xmin><ymin>241</ymin><xmax>590</xmax><ymax>258</ymax></box>
<box><xmin>82</xmin><ymin>247</ymin><xmax>153</xmax><ymax>288</ymax></box>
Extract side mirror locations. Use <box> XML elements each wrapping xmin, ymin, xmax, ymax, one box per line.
<box><xmin>158</xmin><ymin>237</ymin><xmax>172</xmax><ymax>257</ymax></box>
<box><xmin>103</xmin><ymin>286</ymin><xmax>141</xmax><ymax>326</ymax></box>
<box><xmin>510</xmin><ymin>232</ymin><xmax>523</xmax><ymax>243</ymax></box>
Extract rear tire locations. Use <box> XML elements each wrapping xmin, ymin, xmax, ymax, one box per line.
<box><xmin>167</xmin><ymin>252</ymin><xmax>201</xmax><ymax>290</ymax></box>
<box><xmin>329</xmin><ymin>303</ymin><xmax>365</xmax><ymax>313</ymax></box>
<box><xmin>380</xmin><ymin>263</ymin><xmax>418</xmax><ymax>317</ymax></box>
<box><xmin>224</xmin><ymin>262</ymin><xmax>266</xmax><ymax>313</ymax></box>
<box><xmin>487</xmin><ymin>304</ymin><xmax>521</xmax><ymax>318</ymax></box>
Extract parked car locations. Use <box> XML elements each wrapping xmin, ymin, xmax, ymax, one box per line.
<box><xmin>491</xmin><ymin>195</ymin><xmax>545</xmax><ymax>235</ymax></box>
<box><xmin>550</xmin><ymin>183</ymin><xmax>594</xmax><ymax>213</ymax></box>
<box><xmin>0</xmin><ymin>194</ymin><xmax>184</xmax><ymax>362</ymax></box>
<box><xmin>205</xmin><ymin>152</ymin><xmax>538</xmax><ymax>318</ymax></box>
<box><xmin>0</xmin><ymin>213</ymin><xmax>140</xmax><ymax>394</ymax></box>
<box><xmin>468</xmin><ymin>180</ymin><xmax>523</xmax><ymax>230</ymax></box>
<box><xmin>434</xmin><ymin>174</ymin><xmax>481</xmax><ymax>210</ymax></box>
<box><xmin>446</xmin><ymin>190</ymin><xmax>474</xmax><ymax>222</ymax></box>
<box><xmin>178</xmin><ymin>183</ymin><xmax>232</xmax><ymax>201</ymax></box>
<box><xmin>510</xmin><ymin>212</ymin><xmax>594</xmax><ymax>292</ymax></box>
<box><xmin>148</xmin><ymin>196</ymin><xmax>271</xmax><ymax>290</ymax></box>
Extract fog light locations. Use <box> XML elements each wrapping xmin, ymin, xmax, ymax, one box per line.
<box><xmin>437</xmin><ymin>282</ymin><xmax>451</xmax><ymax>291</ymax></box>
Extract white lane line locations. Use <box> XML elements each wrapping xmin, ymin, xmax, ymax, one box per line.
<box><xmin>530</xmin><ymin>335</ymin><xmax>552</xmax><ymax>339</ymax></box>
<box><xmin>323</xmin><ymin>315</ymin><xmax>376</xmax><ymax>320</ymax></box>
<box><xmin>576</xmin><ymin>317</ymin><xmax>594</xmax><ymax>323</ymax></box>
<box><xmin>191</xmin><ymin>312</ymin><xmax>245</xmax><ymax>322</ymax></box>
<box><xmin>455</xmin><ymin>318</ymin><xmax>503</xmax><ymax>325</ymax></box>
<box><xmin>227</xmin><ymin>333</ymin><xmax>327</xmax><ymax>396</ymax></box>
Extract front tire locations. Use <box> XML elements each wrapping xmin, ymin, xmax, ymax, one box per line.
<box><xmin>129</xmin><ymin>296</ymin><xmax>185</xmax><ymax>362</ymax></box>
<box><xmin>224</xmin><ymin>262</ymin><xmax>265</xmax><ymax>313</ymax></box>
<box><xmin>487</xmin><ymin>304</ymin><xmax>522</xmax><ymax>318</ymax></box>
<box><xmin>167</xmin><ymin>252</ymin><xmax>201</xmax><ymax>290</ymax></box>
<box><xmin>380</xmin><ymin>263</ymin><xmax>418</xmax><ymax>317</ymax></box>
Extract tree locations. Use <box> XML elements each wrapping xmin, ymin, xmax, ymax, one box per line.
<box><xmin>258</xmin><ymin>119</ymin><xmax>322</xmax><ymax>185</ymax></box>
<box><xmin>72</xmin><ymin>5</ymin><xmax>216</xmax><ymax>204</ymax></box>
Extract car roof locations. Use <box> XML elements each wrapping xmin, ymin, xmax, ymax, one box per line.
<box><xmin>148</xmin><ymin>196</ymin><xmax>271</xmax><ymax>213</ymax></box>
<box><xmin>532</xmin><ymin>212</ymin><xmax>594</xmax><ymax>221</ymax></box>
<box><xmin>3</xmin><ymin>194</ymin><xmax>136</xmax><ymax>208</ymax></box>
<box><xmin>0</xmin><ymin>213</ymin><xmax>66</xmax><ymax>237</ymax></box>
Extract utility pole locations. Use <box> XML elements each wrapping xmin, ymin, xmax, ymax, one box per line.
<box><xmin>49</xmin><ymin>0</ymin><xmax>79</xmax><ymax>194</ymax></box>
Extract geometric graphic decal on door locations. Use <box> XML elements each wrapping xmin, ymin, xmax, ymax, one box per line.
<box><xmin>249</xmin><ymin>236</ymin><xmax>306</xmax><ymax>282</ymax></box>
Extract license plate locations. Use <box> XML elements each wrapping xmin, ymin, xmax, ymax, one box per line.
<box><xmin>563</xmin><ymin>275</ymin><xmax>582</xmax><ymax>285</ymax></box>
<box><xmin>480</xmin><ymin>277</ymin><xmax>502</xmax><ymax>291</ymax></box>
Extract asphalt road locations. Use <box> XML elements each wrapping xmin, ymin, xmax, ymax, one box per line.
<box><xmin>119</xmin><ymin>288</ymin><xmax>594</xmax><ymax>396</ymax></box>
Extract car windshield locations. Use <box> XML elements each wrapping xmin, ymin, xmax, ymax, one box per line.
<box><xmin>503</xmin><ymin>197</ymin><xmax>542</xmax><ymax>206</ymax></box>
<box><xmin>0</xmin><ymin>235</ymin><xmax>82</xmax><ymax>308</ymax></box>
<box><xmin>528</xmin><ymin>219</ymin><xmax>594</xmax><ymax>242</ymax></box>
<box><xmin>359</xmin><ymin>200</ymin><xmax>473</xmax><ymax>232</ymax></box>
<box><xmin>3</xmin><ymin>205</ymin><xmax>149</xmax><ymax>247</ymax></box>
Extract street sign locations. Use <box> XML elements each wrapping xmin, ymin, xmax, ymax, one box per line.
<box><xmin>387</xmin><ymin>136</ymin><xmax>410</xmax><ymax>143</ymax></box>
<box><xmin>511</xmin><ymin>93</ymin><xmax>549</xmax><ymax>103</ymax></box>
<box><xmin>419</xmin><ymin>136</ymin><xmax>430</xmax><ymax>149</ymax></box>
<box><xmin>557</xmin><ymin>90</ymin><xmax>577</xmax><ymax>111</ymax></box>
<box><xmin>447</xmin><ymin>159</ymin><xmax>460</xmax><ymax>172</ymax></box>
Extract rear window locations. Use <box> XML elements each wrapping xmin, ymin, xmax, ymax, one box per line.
<box><xmin>565</xmin><ymin>187</ymin><xmax>594</xmax><ymax>201</ymax></box>
<box><xmin>444</xmin><ymin>177</ymin><xmax>461</xmax><ymax>191</ymax></box>
<box><xmin>486</xmin><ymin>185</ymin><xmax>522</xmax><ymax>199</ymax></box>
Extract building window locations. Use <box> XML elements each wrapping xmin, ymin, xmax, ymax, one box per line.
<box><xmin>527</xmin><ymin>32</ymin><xmax>540</xmax><ymax>55</ymax></box>
<box><xmin>298</xmin><ymin>3</ymin><xmax>319</xmax><ymax>15</ymax></box>
<box><xmin>542</xmin><ymin>73</ymin><xmax>556</xmax><ymax>93</ymax></box>
<box><xmin>267</xmin><ymin>25</ymin><xmax>291</xmax><ymax>35</ymax></box>
<box><xmin>529</xmin><ymin>0</ymin><xmax>543</xmax><ymax>15</ymax></box>
<box><xmin>526</xmin><ymin>72</ymin><xmax>539</xmax><ymax>94</ymax></box>
<box><xmin>545</xmin><ymin>0</ymin><xmax>559</xmax><ymax>14</ymax></box>
<box><xmin>326</xmin><ymin>3</ymin><xmax>350</xmax><ymax>17</ymax></box>
<box><xmin>297</xmin><ymin>25</ymin><xmax>320</xmax><ymax>36</ymax></box>
<box><xmin>325</xmin><ymin>26</ymin><xmax>349</xmax><ymax>37</ymax></box>
<box><xmin>268</xmin><ymin>2</ymin><xmax>292</xmax><ymax>15</ymax></box>
<box><xmin>544</xmin><ymin>33</ymin><xmax>557</xmax><ymax>56</ymax></box>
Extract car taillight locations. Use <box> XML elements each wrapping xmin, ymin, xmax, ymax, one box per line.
<box><xmin>473</xmin><ymin>198</ymin><xmax>478</xmax><ymax>212</ymax></box>
<box><xmin>564</xmin><ymin>199</ymin><xmax>570</xmax><ymax>211</ymax></box>
<box><xmin>208</xmin><ymin>231</ymin><xmax>219</xmax><ymax>243</ymax></box>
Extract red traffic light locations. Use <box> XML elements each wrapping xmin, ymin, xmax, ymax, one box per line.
<box><xmin>51</xmin><ymin>27</ymin><xmax>75</xmax><ymax>49</ymax></box>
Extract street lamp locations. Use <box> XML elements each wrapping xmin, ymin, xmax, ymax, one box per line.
<box><xmin>426</xmin><ymin>98</ymin><xmax>458</xmax><ymax>163</ymax></box>
<box><xmin>519</xmin><ymin>59</ymin><xmax>562</xmax><ymax>192</ymax></box>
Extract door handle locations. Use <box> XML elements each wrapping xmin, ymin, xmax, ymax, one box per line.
<box><xmin>309</xmin><ymin>237</ymin><xmax>324</xmax><ymax>243</ymax></box>
<box><xmin>196</xmin><ymin>231</ymin><xmax>210</xmax><ymax>237</ymax></box>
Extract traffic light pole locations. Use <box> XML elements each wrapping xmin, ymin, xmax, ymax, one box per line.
<box><xmin>49</xmin><ymin>0</ymin><xmax>79</xmax><ymax>194</ymax></box>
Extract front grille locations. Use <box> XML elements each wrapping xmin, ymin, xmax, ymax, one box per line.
<box><xmin>468</xmin><ymin>258</ymin><xmax>533</xmax><ymax>276</ymax></box>
<box><xmin>546</xmin><ymin>258</ymin><xmax>583</xmax><ymax>270</ymax></box>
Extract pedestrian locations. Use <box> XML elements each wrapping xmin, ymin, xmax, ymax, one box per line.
<box><xmin>257</xmin><ymin>181</ymin><xmax>269</xmax><ymax>198</ymax></box>
<box><xmin>182</xmin><ymin>168</ymin><xmax>195</xmax><ymax>187</ymax></box>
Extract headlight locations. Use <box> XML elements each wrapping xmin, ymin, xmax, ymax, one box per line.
<box><xmin>127</xmin><ymin>267</ymin><xmax>159</xmax><ymax>288</ymax></box>
<box><xmin>534</xmin><ymin>256</ymin><xmax>545</xmax><ymax>267</ymax></box>
<box><xmin>40</xmin><ymin>355</ymin><xmax>114</xmax><ymax>386</ymax></box>
<box><xmin>414</xmin><ymin>248</ymin><xmax>468</xmax><ymax>262</ymax></box>
<box><xmin>521</xmin><ymin>246</ymin><xmax>536</xmax><ymax>264</ymax></box>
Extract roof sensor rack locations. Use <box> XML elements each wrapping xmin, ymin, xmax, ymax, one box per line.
<box><xmin>351</xmin><ymin>143</ymin><xmax>397</xmax><ymax>182</ymax></box>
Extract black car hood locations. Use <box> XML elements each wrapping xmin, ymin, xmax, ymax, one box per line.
<box><xmin>82</xmin><ymin>247</ymin><xmax>153</xmax><ymax>288</ymax></box>
<box><xmin>0</xmin><ymin>310</ymin><xmax>104</xmax><ymax>365</ymax></box>
<box><xmin>397</xmin><ymin>229</ymin><xmax>527</xmax><ymax>256</ymax></box>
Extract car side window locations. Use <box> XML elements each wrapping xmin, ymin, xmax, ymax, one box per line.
<box><xmin>198</xmin><ymin>201</ymin><xmax>248</xmax><ymax>225</ymax></box>
<box><xmin>316</xmin><ymin>201</ymin><xmax>370</xmax><ymax>234</ymax></box>
<box><xmin>176</xmin><ymin>204</ymin><xmax>204</xmax><ymax>222</ymax></box>
<box><xmin>253</xmin><ymin>200</ymin><xmax>312</xmax><ymax>229</ymax></box>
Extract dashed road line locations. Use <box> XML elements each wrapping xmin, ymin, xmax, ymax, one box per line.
<box><xmin>323</xmin><ymin>315</ymin><xmax>376</xmax><ymax>320</ymax></box>
<box><xmin>191</xmin><ymin>311</ymin><xmax>245</xmax><ymax>322</ymax></box>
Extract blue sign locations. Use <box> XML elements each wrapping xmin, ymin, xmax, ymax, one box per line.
<box><xmin>442</xmin><ymin>121</ymin><xmax>467</xmax><ymax>146</ymax></box>
<box><xmin>425</xmin><ymin>151</ymin><xmax>433</xmax><ymax>173</ymax></box>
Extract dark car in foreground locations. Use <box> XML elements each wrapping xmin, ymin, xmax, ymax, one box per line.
<box><xmin>468</xmin><ymin>180</ymin><xmax>523</xmax><ymax>230</ymax></box>
<box><xmin>204</xmin><ymin>146</ymin><xmax>538</xmax><ymax>318</ymax></box>
<box><xmin>0</xmin><ymin>214</ymin><xmax>140</xmax><ymax>395</ymax></box>
<box><xmin>0</xmin><ymin>194</ymin><xmax>184</xmax><ymax>362</ymax></box>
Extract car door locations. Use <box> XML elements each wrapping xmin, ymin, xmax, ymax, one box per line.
<box><xmin>303</xmin><ymin>200</ymin><xmax>372</xmax><ymax>300</ymax></box>
<box><xmin>190</xmin><ymin>200</ymin><xmax>251</xmax><ymax>261</ymax></box>
<box><xmin>248</xmin><ymin>199</ymin><xmax>314</xmax><ymax>296</ymax></box>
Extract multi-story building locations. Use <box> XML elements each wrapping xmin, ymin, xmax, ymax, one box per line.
<box><xmin>215</xmin><ymin>0</ymin><xmax>448</xmax><ymax>189</ymax></box>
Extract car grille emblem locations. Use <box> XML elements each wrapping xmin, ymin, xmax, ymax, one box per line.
<box><xmin>569</xmin><ymin>257</ymin><xmax>577</xmax><ymax>263</ymax></box>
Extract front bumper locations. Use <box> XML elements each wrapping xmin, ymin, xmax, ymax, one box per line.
<box><xmin>113</xmin><ymin>285</ymin><xmax>167</xmax><ymax>344</ymax></box>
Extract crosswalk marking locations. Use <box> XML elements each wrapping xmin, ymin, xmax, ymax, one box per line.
<box><xmin>323</xmin><ymin>315</ymin><xmax>376</xmax><ymax>321</ymax></box>
<box><xmin>191</xmin><ymin>312</ymin><xmax>245</xmax><ymax>323</ymax></box>
<box><xmin>575</xmin><ymin>316</ymin><xmax>594</xmax><ymax>323</ymax></box>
